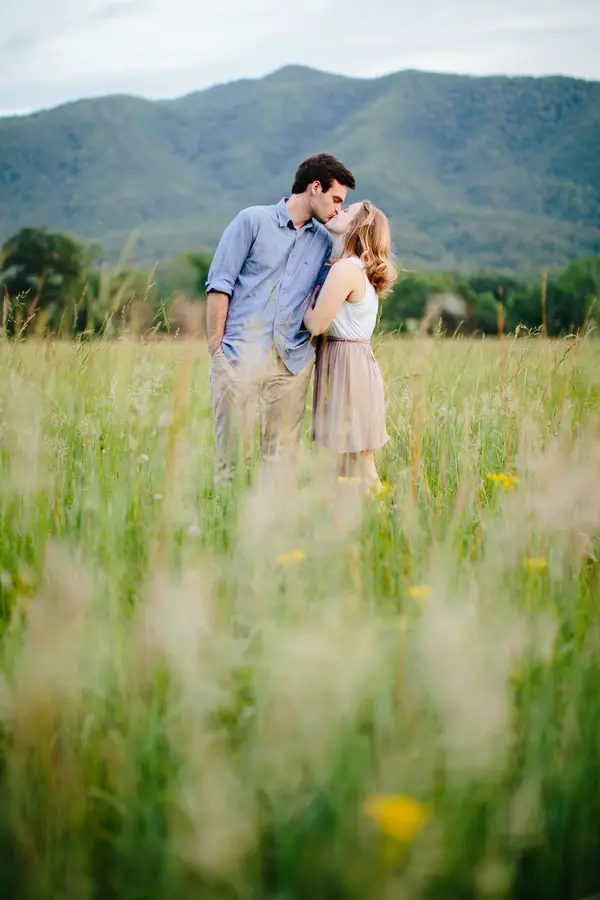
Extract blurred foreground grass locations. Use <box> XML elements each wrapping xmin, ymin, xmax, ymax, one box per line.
<box><xmin>0</xmin><ymin>334</ymin><xmax>599</xmax><ymax>899</ymax></box>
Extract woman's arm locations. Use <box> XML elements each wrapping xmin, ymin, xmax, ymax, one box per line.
<box><xmin>303</xmin><ymin>260</ymin><xmax>360</xmax><ymax>336</ymax></box>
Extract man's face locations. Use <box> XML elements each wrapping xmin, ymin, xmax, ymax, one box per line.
<box><xmin>307</xmin><ymin>179</ymin><xmax>348</xmax><ymax>225</ymax></box>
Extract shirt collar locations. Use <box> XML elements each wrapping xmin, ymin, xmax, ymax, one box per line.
<box><xmin>276</xmin><ymin>197</ymin><xmax>315</xmax><ymax>232</ymax></box>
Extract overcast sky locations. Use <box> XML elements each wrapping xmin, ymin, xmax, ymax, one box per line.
<box><xmin>1</xmin><ymin>0</ymin><xmax>599</xmax><ymax>117</ymax></box>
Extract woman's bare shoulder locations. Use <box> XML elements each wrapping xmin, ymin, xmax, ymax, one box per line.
<box><xmin>329</xmin><ymin>257</ymin><xmax>363</xmax><ymax>279</ymax></box>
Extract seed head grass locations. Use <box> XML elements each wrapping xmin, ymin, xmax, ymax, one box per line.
<box><xmin>0</xmin><ymin>335</ymin><xmax>598</xmax><ymax>898</ymax></box>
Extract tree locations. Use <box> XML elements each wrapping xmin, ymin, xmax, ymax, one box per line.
<box><xmin>382</xmin><ymin>271</ymin><xmax>454</xmax><ymax>330</ymax></box>
<box><xmin>555</xmin><ymin>257</ymin><xmax>600</xmax><ymax>331</ymax></box>
<box><xmin>464</xmin><ymin>273</ymin><xmax>529</xmax><ymax>303</ymax></box>
<box><xmin>506</xmin><ymin>286</ymin><xmax>544</xmax><ymax>333</ymax></box>
<box><xmin>0</xmin><ymin>227</ymin><xmax>85</xmax><ymax>331</ymax></box>
<box><xmin>156</xmin><ymin>253</ymin><xmax>199</xmax><ymax>300</ymax></box>
<box><xmin>471</xmin><ymin>292</ymin><xmax>500</xmax><ymax>334</ymax></box>
<box><xmin>186</xmin><ymin>250</ymin><xmax>214</xmax><ymax>298</ymax></box>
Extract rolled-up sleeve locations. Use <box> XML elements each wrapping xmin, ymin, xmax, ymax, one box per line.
<box><xmin>205</xmin><ymin>209</ymin><xmax>256</xmax><ymax>296</ymax></box>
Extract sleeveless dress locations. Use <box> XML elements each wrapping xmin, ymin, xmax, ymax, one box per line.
<box><xmin>312</xmin><ymin>257</ymin><xmax>389</xmax><ymax>453</ymax></box>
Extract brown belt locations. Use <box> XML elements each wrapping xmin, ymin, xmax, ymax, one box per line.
<box><xmin>324</xmin><ymin>336</ymin><xmax>371</xmax><ymax>344</ymax></box>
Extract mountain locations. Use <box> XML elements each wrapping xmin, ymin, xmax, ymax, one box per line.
<box><xmin>0</xmin><ymin>65</ymin><xmax>599</xmax><ymax>271</ymax></box>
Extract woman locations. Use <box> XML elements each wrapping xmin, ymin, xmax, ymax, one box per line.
<box><xmin>304</xmin><ymin>201</ymin><xmax>397</xmax><ymax>489</ymax></box>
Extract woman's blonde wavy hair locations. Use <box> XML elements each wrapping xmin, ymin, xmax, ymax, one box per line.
<box><xmin>341</xmin><ymin>201</ymin><xmax>397</xmax><ymax>298</ymax></box>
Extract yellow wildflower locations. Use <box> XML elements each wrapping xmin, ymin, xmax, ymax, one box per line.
<box><xmin>500</xmin><ymin>474</ymin><xmax>519</xmax><ymax>492</ymax></box>
<box><xmin>372</xmin><ymin>481</ymin><xmax>393</xmax><ymax>498</ymax></box>
<box><xmin>486</xmin><ymin>472</ymin><xmax>519</xmax><ymax>492</ymax></box>
<box><xmin>16</xmin><ymin>566</ymin><xmax>36</xmax><ymax>593</ymax></box>
<box><xmin>277</xmin><ymin>550</ymin><xmax>306</xmax><ymax>566</ymax></box>
<box><xmin>407</xmin><ymin>584</ymin><xmax>432</xmax><ymax>600</ymax></box>
<box><xmin>523</xmin><ymin>557</ymin><xmax>547</xmax><ymax>571</ymax></box>
<box><xmin>364</xmin><ymin>795</ymin><xmax>430</xmax><ymax>844</ymax></box>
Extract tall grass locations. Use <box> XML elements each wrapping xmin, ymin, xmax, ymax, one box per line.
<box><xmin>0</xmin><ymin>333</ymin><xmax>599</xmax><ymax>899</ymax></box>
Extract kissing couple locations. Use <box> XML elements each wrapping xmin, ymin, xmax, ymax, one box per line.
<box><xmin>206</xmin><ymin>152</ymin><xmax>397</xmax><ymax>490</ymax></box>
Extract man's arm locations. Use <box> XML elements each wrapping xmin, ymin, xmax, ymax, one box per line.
<box><xmin>206</xmin><ymin>292</ymin><xmax>230</xmax><ymax>355</ymax></box>
<box><xmin>205</xmin><ymin>209</ymin><xmax>256</xmax><ymax>353</ymax></box>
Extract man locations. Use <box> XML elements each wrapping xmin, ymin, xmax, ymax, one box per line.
<box><xmin>206</xmin><ymin>153</ymin><xmax>356</xmax><ymax>476</ymax></box>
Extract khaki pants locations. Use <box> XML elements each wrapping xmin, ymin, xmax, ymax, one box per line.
<box><xmin>210</xmin><ymin>347</ymin><xmax>314</xmax><ymax>476</ymax></box>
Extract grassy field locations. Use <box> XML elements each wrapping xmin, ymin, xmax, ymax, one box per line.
<box><xmin>0</xmin><ymin>334</ymin><xmax>599</xmax><ymax>899</ymax></box>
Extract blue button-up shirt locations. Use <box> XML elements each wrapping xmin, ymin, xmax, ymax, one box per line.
<box><xmin>206</xmin><ymin>198</ymin><xmax>333</xmax><ymax>374</ymax></box>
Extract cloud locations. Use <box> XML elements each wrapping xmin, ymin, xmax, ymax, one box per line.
<box><xmin>89</xmin><ymin>0</ymin><xmax>148</xmax><ymax>21</ymax></box>
<box><xmin>0</xmin><ymin>0</ymin><xmax>598</xmax><ymax>116</ymax></box>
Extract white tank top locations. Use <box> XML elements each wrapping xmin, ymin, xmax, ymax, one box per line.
<box><xmin>327</xmin><ymin>257</ymin><xmax>379</xmax><ymax>341</ymax></box>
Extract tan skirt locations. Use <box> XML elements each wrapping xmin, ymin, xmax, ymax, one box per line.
<box><xmin>312</xmin><ymin>337</ymin><xmax>389</xmax><ymax>453</ymax></box>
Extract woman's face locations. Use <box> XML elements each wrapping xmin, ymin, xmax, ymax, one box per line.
<box><xmin>325</xmin><ymin>201</ymin><xmax>363</xmax><ymax>236</ymax></box>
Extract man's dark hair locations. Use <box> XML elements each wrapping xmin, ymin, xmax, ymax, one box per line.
<box><xmin>291</xmin><ymin>153</ymin><xmax>356</xmax><ymax>194</ymax></box>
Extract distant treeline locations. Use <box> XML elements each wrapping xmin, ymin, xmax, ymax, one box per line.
<box><xmin>1</xmin><ymin>227</ymin><xmax>598</xmax><ymax>338</ymax></box>
<box><xmin>383</xmin><ymin>260</ymin><xmax>599</xmax><ymax>336</ymax></box>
